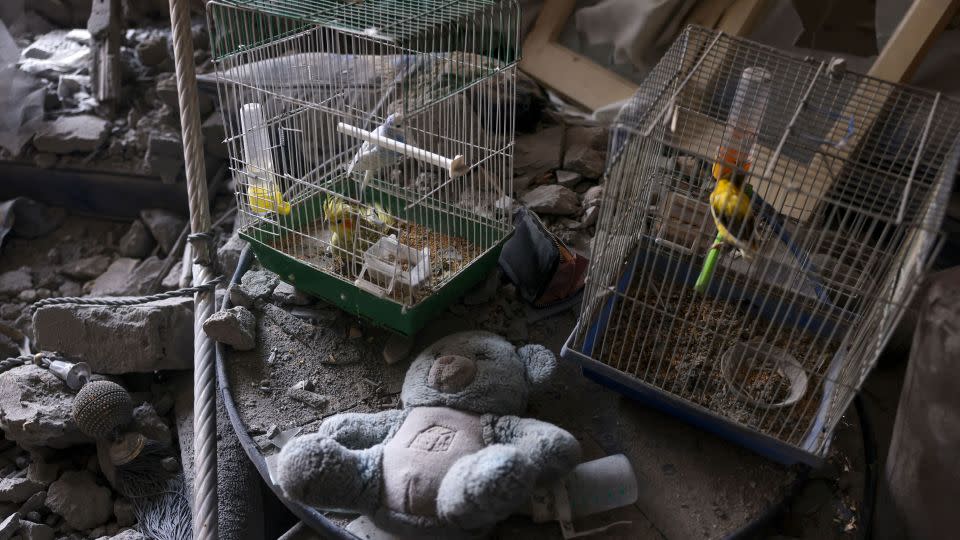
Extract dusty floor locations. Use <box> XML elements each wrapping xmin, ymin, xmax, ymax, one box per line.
<box><xmin>221</xmin><ymin>261</ymin><xmax>885</xmax><ymax>539</ymax></box>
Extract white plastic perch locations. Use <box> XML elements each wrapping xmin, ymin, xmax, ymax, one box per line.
<box><xmin>337</xmin><ymin>121</ymin><xmax>468</xmax><ymax>178</ymax></box>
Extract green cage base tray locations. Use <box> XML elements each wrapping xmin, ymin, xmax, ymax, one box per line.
<box><xmin>243</xmin><ymin>232</ymin><xmax>504</xmax><ymax>335</ymax></box>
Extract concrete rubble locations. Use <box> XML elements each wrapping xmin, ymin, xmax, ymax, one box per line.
<box><xmin>32</xmin><ymin>115</ymin><xmax>109</xmax><ymax>154</ymax></box>
<box><xmin>33</xmin><ymin>297</ymin><xmax>194</xmax><ymax>373</ymax></box>
<box><xmin>45</xmin><ymin>470</ymin><xmax>112</xmax><ymax>530</ymax></box>
<box><xmin>521</xmin><ymin>184</ymin><xmax>581</xmax><ymax>216</ymax></box>
<box><xmin>203</xmin><ymin>306</ymin><xmax>257</xmax><ymax>351</ymax></box>
<box><xmin>0</xmin><ymin>365</ymin><xmax>89</xmax><ymax>448</ymax></box>
<box><xmin>139</xmin><ymin>209</ymin><xmax>185</xmax><ymax>255</ymax></box>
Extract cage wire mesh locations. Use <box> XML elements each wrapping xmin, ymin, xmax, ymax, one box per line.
<box><xmin>566</xmin><ymin>26</ymin><xmax>959</xmax><ymax>463</ymax></box>
<box><xmin>207</xmin><ymin>0</ymin><xmax>518</xmax><ymax>321</ymax></box>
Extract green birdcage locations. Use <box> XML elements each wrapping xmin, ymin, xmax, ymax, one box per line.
<box><xmin>207</xmin><ymin>0</ymin><xmax>521</xmax><ymax>334</ymax></box>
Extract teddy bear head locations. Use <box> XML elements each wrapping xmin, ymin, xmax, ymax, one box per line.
<box><xmin>400</xmin><ymin>331</ymin><xmax>556</xmax><ymax>416</ymax></box>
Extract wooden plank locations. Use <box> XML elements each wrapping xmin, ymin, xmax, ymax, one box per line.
<box><xmin>521</xmin><ymin>43</ymin><xmax>639</xmax><ymax>111</ymax></box>
<box><xmin>520</xmin><ymin>0</ymin><xmax>637</xmax><ymax>111</ymax></box>
<box><xmin>684</xmin><ymin>0</ymin><xmax>739</xmax><ymax>29</ymax></box>
<box><xmin>868</xmin><ymin>0</ymin><xmax>960</xmax><ymax>83</ymax></box>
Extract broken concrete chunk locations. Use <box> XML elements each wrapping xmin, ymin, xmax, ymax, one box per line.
<box><xmin>86</xmin><ymin>257</ymin><xmax>139</xmax><ymax>296</ymax></box>
<box><xmin>227</xmin><ymin>283</ymin><xmax>253</xmax><ymax>309</ymax></box>
<box><xmin>582</xmin><ymin>185</ymin><xmax>603</xmax><ymax>208</ymax></box>
<box><xmin>46</xmin><ymin>470</ymin><xmax>112</xmax><ymax>530</ymax></box>
<box><xmin>563</xmin><ymin>126</ymin><xmax>608</xmax><ymax>179</ymax></box>
<box><xmin>17</xmin><ymin>490</ymin><xmax>46</xmax><ymax>515</ymax></box>
<box><xmin>0</xmin><ymin>513</ymin><xmax>18</xmax><ymax>540</ymax></box>
<box><xmin>0</xmin><ymin>365</ymin><xmax>89</xmax><ymax>449</ymax></box>
<box><xmin>17</xmin><ymin>520</ymin><xmax>53</xmax><ymax>540</ymax></box>
<box><xmin>240</xmin><ymin>270</ymin><xmax>279</xmax><ymax>301</ymax></box>
<box><xmin>286</xmin><ymin>381</ymin><xmax>328</xmax><ymax>410</ymax></box>
<box><xmin>33</xmin><ymin>297</ymin><xmax>194</xmax><ymax>374</ymax></box>
<box><xmin>32</xmin><ymin>115</ymin><xmax>108</xmax><ymax>154</ymax></box>
<box><xmin>145</xmin><ymin>132</ymin><xmax>184</xmax><ymax>184</ymax></box>
<box><xmin>59</xmin><ymin>255</ymin><xmax>111</xmax><ymax>281</ymax></box>
<box><xmin>202</xmin><ymin>306</ymin><xmax>256</xmax><ymax>351</ymax></box>
<box><xmin>218</xmin><ymin>230</ymin><xmax>246</xmax><ymax>280</ymax></box>
<box><xmin>0</xmin><ymin>472</ymin><xmax>44</xmax><ymax>503</ymax></box>
<box><xmin>25</xmin><ymin>458</ymin><xmax>58</xmax><ymax>487</ymax></box>
<box><xmin>117</xmin><ymin>220</ymin><xmax>155</xmax><ymax>258</ymax></box>
<box><xmin>140</xmin><ymin>209</ymin><xmax>185</xmax><ymax>255</ymax></box>
<box><xmin>272</xmin><ymin>282</ymin><xmax>311</xmax><ymax>306</ymax></box>
<box><xmin>135</xmin><ymin>33</ymin><xmax>167</xmax><ymax>66</ymax></box>
<box><xmin>202</xmin><ymin>111</ymin><xmax>227</xmax><ymax>159</ymax></box>
<box><xmin>555</xmin><ymin>169</ymin><xmax>582</xmax><ymax>188</ymax></box>
<box><xmin>0</xmin><ymin>268</ymin><xmax>32</xmax><ymax>297</ymax></box>
<box><xmin>514</xmin><ymin>125</ymin><xmax>563</xmax><ymax>193</ymax></box>
<box><xmin>581</xmin><ymin>205</ymin><xmax>600</xmax><ymax>228</ymax></box>
<box><xmin>383</xmin><ymin>333</ymin><xmax>414</xmax><ymax>365</ymax></box>
<box><xmin>521</xmin><ymin>184</ymin><xmax>581</xmax><ymax>216</ymax></box>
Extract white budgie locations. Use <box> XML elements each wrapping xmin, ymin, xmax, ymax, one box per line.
<box><xmin>346</xmin><ymin>113</ymin><xmax>408</xmax><ymax>194</ymax></box>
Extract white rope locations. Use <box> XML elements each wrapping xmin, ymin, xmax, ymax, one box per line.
<box><xmin>167</xmin><ymin>0</ymin><xmax>217</xmax><ymax>538</ymax></box>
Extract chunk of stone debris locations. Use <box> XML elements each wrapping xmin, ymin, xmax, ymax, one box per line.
<box><xmin>0</xmin><ymin>334</ymin><xmax>18</xmax><ymax>359</ymax></box>
<box><xmin>18</xmin><ymin>520</ymin><xmax>54</xmax><ymax>540</ymax></box>
<box><xmin>86</xmin><ymin>258</ymin><xmax>139</xmax><ymax>296</ymax></box>
<box><xmin>555</xmin><ymin>169</ymin><xmax>582</xmax><ymax>188</ymax></box>
<box><xmin>227</xmin><ymin>283</ymin><xmax>253</xmax><ymax>309</ymax></box>
<box><xmin>0</xmin><ymin>365</ymin><xmax>89</xmax><ymax>448</ymax></box>
<box><xmin>202</xmin><ymin>111</ymin><xmax>227</xmax><ymax>159</ymax></box>
<box><xmin>17</xmin><ymin>490</ymin><xmax>46</xmax><ymax>514</ymax></box>
<box><xmin>218</xmin><ymin>230</ymin><xmax>246</xmax><ymax>279</ymax></box>
<box><xmin>140</xmin><ymin>209</ymin><xmax>185</xmax><ymax>255</ymax></box>
<box><xmin>202</xmin><ymin>306</ymin><xmax>256</xmax><ymax>351</ymax></box>
<box><xmin>26</xmin><ymin>459</ymin><xmax>58</xmax><ymax>487</ymax></box>
<box><xmin>286</xmin><ymin>381</ymin><xmax>328</xmax><ymax>410</ymax></box>
<box><xmin>33</xmin><ymin>297</ymin><xmax>194</xmax><ymax>374</ymax></box>
<box><xmin>581</xmin><ymin>205</ymin><xmax>600</xmax><ymax>228</ymax></box>
<box><xmin>563</xmin><ymin>126</ymin><xmax>608</xmax><ymax>179</ymax></box>
<box><xmin>46</xmin><ymin>470</ymin><xmax>112</xmax><ymax>530</ymax></box>
<box><xmin>521</xmin><ymin>185</ymin><xmax>581</xmax><ymax>216</ymax></box>
<box><xmin>145</xmin><ymin>132</ymin><xmax>184</xmax><ymax>184</ymax></box>
<box><xmin>118</xmin><ymin>220</ymin><xmax>155</xmax><ymax>258</ymax></box>
<box><xmin>383</xmin><ymin>334</ymin><xmax>414</xmax><ymax>365</ymax></box>
<box><xmin>0</xmin><ymin>513</ymin><xmax>19</xmax><ymax>540</ymax></box>
<box><xmin>272</xmin><ymin>282</ymin><xmax>311</xmax><ymax>306</ymax></box>
<box><xmin>32</xmin><ymin>115</ymin><xmax>109</xmax><ymax>154</ymax></box>
<box><xmin>513</xmin><ymin>125</ymin><xmax>563</xmax><ymax>193</ymax></box>
<box><xmin>7</xmin><ymin>198</ymin><xmax>64</xmax><ymax>239</ymax></box>
<box><xmin>582</xmin><ymin>185</ymin><xmax>603</xmax><ymax>208</ymax></box>
<box><xmin>0</xmin><ymin>471</ymin><xmax>44</xmax><ymax>503</ymax></box>
<box><xmin>131</xmin><ymin>403</ymin><xmax>171</xmax><ymax>446</ymax></box>
<box><xmin>59</xmin><ymin>255</ymin><xmax>111</xmax><ymax>281</ymax></box>
<box><xmin>240</xmin><ymin>270</ymin><xmax>279</xmax><ymax>301</ymax></box>
<box><xmin>161</xmin><ymin>261</ymin><xmax>182</xmax><ymax>290</ymax></box>
<box><xmin>135</xmin><ymin>34</ymin><xmax>167</xmax><ymax>66</ymax></box>
<box><xmin>0</xmin><ymin>268</ymin><xmax>32</xmax><ymax>297</ymax></box>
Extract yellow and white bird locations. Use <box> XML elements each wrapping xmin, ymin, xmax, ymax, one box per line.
<box><xmin>322</xmin><ymin>195</ymin><xmax>396</xmax><ymax>255</ymax></box>
<box><xmin>708</xmin><ymin>147</ymin><xmax>759</xmax><ymax>259</ymax></box>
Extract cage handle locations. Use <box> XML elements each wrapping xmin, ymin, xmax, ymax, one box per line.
<box><xmin>337</xmin><ymin>121</ymin><xmax>468</xmax><ymax>178</ymax></box>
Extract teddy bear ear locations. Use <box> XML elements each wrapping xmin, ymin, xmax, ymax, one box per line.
<box><xmin>518</xmin><ymin>344</ymin><xmax>557</xmax><ymax>386</ymax></box>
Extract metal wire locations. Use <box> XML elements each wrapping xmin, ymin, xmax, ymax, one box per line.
<box><xmin>169</xmin><ymin>0</ymin><xmax>218</xmax><ymax>537</ymax></box>
<box><xmin>207</xmin><ymin>0</ymin><xmax>517</xmax><ymax>309</ymax></box>
<box><xmin>31</xmin><ymin>279</ymin><xmax>221</xmax><ymax>308</ymax></box>
<box><xmin>570</xmin><ymin>26</ymin><xmax>959</xmax><ymax>460</ymax></box>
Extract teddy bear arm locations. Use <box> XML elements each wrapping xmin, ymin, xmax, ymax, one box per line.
<box><xmin>492</xmin><ymin>416</ymin><xmax>581</xmax><ymax>486</ymax></box>
<box><xmin>316</xmin><ymin>409</ymin><xmax>407</xmax><ymax>449</ymax></box>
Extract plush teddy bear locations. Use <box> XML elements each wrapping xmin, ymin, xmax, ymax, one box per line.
<box><xmin>276</xmin><ymin>331</ymin><xmax>581</xmax><ymax>538</ymax></box>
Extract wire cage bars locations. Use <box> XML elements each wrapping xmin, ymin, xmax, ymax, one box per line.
<box><xmin>562</xmin><ymin>26</ymin><xmax>960</xmax><ymax>465</ymax></box>
<box><xmin>207</xmin><ymin>0</ymin><xmax>520</xmax><ymax>334</ymax></box>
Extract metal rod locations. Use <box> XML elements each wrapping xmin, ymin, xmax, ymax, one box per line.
<box><xmin>761</xmin><ymin>62</ymin><xmax>825</xmax><ymax>183</ymax></box>
<box><xmin>898</xmin><ymin>92</ymin><xmax>940</xmax><ymax>224</ymax></box>
<box><xmin>168</xmin><ymin>0</ymin><xmax>217</xmax><ymax>538</ymax></box>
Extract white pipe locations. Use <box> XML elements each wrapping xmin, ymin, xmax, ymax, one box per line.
<box><xmin>337</xmin><ymin>121</ymin><xmax>468</xmax><ymax>178</ymax></box>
